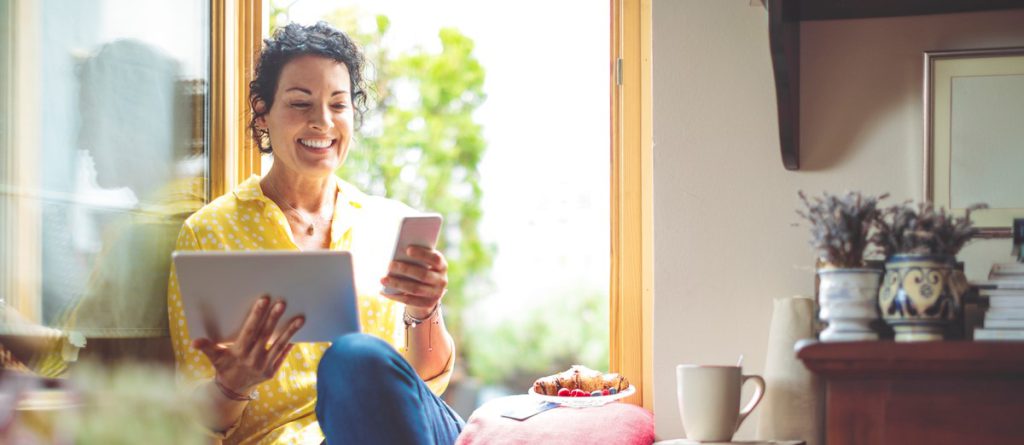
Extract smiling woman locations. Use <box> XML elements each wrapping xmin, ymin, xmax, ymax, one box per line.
<box><xmin>164</xmin><ymin>22</ymin><xmax>467</xmax><ymax>444</ymax></box>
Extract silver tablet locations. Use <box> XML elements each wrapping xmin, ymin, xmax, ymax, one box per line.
<box><xmin>172</xmin><ymin>251</ymin><xmax>360</xmax><ymax>343</ymax></box>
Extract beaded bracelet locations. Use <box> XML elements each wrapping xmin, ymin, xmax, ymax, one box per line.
<box><xmin>214</xmin><ymin>376</ymin><xmax>256</xmax><ymax>402</ymax></box>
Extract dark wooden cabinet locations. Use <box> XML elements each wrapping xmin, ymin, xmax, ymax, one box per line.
<box><xmin>764</xmin><ymin>0</ymin><xmax>1024</xmax><ymax>170</ymax></box>
<box><xmin>798</xmin><ymin>341</ymin><xmax>1024</xmax><ymax>445</ymax></box>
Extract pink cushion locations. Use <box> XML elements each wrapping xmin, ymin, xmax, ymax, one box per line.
<box><xmin>455</xmin><ymin>395</ymin><xmax>654</xmax><ymax>445</ymax></box>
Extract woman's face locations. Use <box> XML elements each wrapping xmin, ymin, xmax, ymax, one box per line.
<box><xmin>258</xmin><ymin>55</ymin><xmax>354</xmax><ymax>179</ymax></box>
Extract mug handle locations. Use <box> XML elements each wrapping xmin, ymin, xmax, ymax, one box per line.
<box><xmin>735</xmin><ymin>374</ymin><xmax>766</xmax><ymax>432</ymax></box>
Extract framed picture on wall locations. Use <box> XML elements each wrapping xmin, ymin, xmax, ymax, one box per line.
<box><xmin>925</xmin><ymin>47</ymin><xmax>1024</xmax><ymax>238</ymax></box>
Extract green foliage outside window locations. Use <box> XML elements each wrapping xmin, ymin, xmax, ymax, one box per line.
<box><xmin>466</xmin><ymin>290</ymin><xmax>609</xmax><ymax>390</ymax></box>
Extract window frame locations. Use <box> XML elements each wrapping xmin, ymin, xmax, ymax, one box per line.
<box><xmin>210</xmin><ymin>0</ymin><xmax>263</xmax><ymax>199</ymax></box>
<box><xmin>2</xmin><ymin>0</ymin><xmax>42</xmax><ymax>323</ymax></box>
<box><xmin>610</xmin><ymin>0</ymin><xmax>653</xmax><ymax>410</ymax></box>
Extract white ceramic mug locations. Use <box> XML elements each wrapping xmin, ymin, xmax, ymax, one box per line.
<box><xmin>676</xmin><ymin>364</ymin><xmax>766</xmax><ymax>442</ymax></box>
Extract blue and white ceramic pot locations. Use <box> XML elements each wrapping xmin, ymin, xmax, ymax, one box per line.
<box><xmin>878</xmin><ymin>254</ymin><xmax>960</xmax><ymax>342</ymax></box>
<box><xmin>817</xmin><ymin>268</ymin><xmax>882</xmax><ymax>342</ymax></box>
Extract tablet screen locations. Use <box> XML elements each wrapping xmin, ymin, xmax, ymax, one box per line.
<box><xmin>173</xmin><ymin>251</ymin><xmax>360</xmax><ymax>343</ymax></box>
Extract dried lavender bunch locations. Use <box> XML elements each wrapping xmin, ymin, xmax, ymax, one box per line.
<box><xmin>797</xmin><ymin>191</ymin><xmax>888</xmax><ymax>268</ymax></box>
<box><xmin>871</xmin><ymin>201</ymin><xmax>987</xmax><ymax>258</ymax></box>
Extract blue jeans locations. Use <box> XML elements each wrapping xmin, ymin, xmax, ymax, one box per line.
<box><xmin>316</xmin><ymin>334</ymin><xmax>465</xmax><ymax>445</ymax></box>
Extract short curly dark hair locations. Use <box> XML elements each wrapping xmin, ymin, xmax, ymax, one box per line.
<box><xmin>248</xmin><ymin>21</ymin><xmax>368</xmax><ymax>154</ymax></box>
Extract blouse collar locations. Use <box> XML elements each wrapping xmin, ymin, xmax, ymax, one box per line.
<box><xmin>233</xmin><ymin>174</ymin><xmax>368</xmax><ymax>247</ymax></box>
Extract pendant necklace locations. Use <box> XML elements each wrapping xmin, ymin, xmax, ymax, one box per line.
<box><xmin>267</xmin><ymin>180</ymin><xmax>332</xmax><ymax>236</ymax></box>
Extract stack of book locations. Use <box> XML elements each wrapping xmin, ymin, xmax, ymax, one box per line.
<box><xmin>975</xmin><ymin>262</ymin><xmax>1024</xmax><ymax>341</ymax></box>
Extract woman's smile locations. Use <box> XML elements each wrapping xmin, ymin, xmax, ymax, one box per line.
<box><xmin>297</xmin><ymin>138</ymin><xmax>336</xmax><ymax>154</ymax></box>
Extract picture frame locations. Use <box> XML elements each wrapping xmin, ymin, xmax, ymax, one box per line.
<box><xmin>924</xmin><ymin>47</ymin><xmax>1024</xmax><ymax>238</ymax></box>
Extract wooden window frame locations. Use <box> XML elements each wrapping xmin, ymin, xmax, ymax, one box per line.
<box><xmin>3</xmin><ymin>0</ymin><xmax>42</xmax><ymax>323</ymax></box>
<box><xmin>610</xmin><ymin>0</ymin><xmax>653</xmax><ymax>410</ymax></box>
<box><xmin>210</xmin><ymin>0</ymin><xmax>263</xmax><ymax>199</ymax></box>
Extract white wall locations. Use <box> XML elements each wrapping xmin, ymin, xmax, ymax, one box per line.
<box><xmin>651</xmin><ymin>1</ymin><xmax>1024</xmax><ymax>440</ymax></box>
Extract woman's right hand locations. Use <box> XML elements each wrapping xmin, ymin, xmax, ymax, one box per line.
<box><xmin>192</xmin><ymin>295</ymin><xmax>305</xmax><ymax>395</ymax></box>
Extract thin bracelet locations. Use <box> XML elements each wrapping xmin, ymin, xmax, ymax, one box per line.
<box><xmin>214</xmin><ymin>376</ymin><xmax>256</xmax><ymax>402</ymax></box>
<box><xmin>403</xmin><ymin>303</ymin><xmax>441</xmax><ymax>327</ymax></box>
<box><xmin>404</xmin><ymin>304</ymin><xmax>442</xmax><ymax>352</ymax></box>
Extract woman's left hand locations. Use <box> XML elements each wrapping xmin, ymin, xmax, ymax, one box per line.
<box><xmin>380</xmin><ymin>246</ymin><xmax>448</xmax><ymax>318</ymax></box>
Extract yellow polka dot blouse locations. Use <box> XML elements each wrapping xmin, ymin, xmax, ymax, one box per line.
<box><xmin>167</xmin><ymin>175</ymin><xmax>454</xmax><ymax>445</ymax></box>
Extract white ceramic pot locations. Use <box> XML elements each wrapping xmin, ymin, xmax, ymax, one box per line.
<box><xmin>817</xmin><ymin>268</ymin><xmax>882</xmax><ymax>342</ymax></box>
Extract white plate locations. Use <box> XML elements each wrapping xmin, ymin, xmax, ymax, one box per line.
<box><xmin>527</xmin><ymin>385</ymin><xmax>635</xmax><ymax>408</ymax></box>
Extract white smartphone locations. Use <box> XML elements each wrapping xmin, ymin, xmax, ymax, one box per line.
<box><xmin>383</xmin><ymin>214</ymin><xmax>443</xmax><ymax>295</ymax></box>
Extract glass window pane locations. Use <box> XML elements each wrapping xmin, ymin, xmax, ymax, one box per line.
<box><xmin>1</xmin><ymin>0</ymin><xmax>209</xmax><ymax>367</ymax></box>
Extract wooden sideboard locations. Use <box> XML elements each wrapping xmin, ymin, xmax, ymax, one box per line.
<box><xmin>798</xmin><ymin>341</ymin><xmax>1024</xmax><ymax>445</ymax></box>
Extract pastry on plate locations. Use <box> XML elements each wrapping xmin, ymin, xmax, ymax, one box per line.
<box><xmin>532</xmin><ymin>365</ymin><xmax>629</xmax><ymax>395</ymax></box>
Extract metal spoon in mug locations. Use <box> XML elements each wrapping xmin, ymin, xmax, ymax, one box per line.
<box><xmin>736</xmin><ymin>354</ymin><xmax>744</xmax><ymax>368</ymax></box>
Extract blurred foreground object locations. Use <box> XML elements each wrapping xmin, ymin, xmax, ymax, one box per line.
<box><xmin>1</xmin><ymin>362</ymin><xmax>210</xmax><ymax>444</ymax></box>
